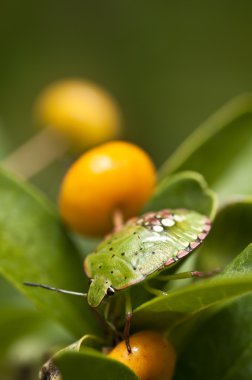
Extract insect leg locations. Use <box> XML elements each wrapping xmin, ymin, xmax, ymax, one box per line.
<box><xmin>124</xmin><ymin>291</ymin><xmax>133</xmax><ymax>353</ymax></box>
<box><xmin>104</xmin><ymin>301</ymin><xmax>123</xmax><ymax>338</ymax></box>
<box><xmin>143</xmin><ymin>281</ymin><xmax>168</xmax><ymax>296</ymax></box>
<box><xmin>156</xmin><ymin>268</ymin><xmax>220</xmax><ymax>281</ymax></box>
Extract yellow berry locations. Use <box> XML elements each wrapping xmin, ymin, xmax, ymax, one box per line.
<box><xmin>107</xmin><ymin>331</ymin><xmax>176</xmax><ymax>380</ymax></box>
<box><xmin>59</xmin><ymin>141</ymin><xmax>156</xmax><ymax>237</ymax></box>
<box><xmin>34</xmin><ymin>79</ymin><xmax>122</xmax><ymax>149</ymax></box>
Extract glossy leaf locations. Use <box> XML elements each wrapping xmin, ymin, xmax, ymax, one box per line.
<box><xmin>197</xmin><ymin>198</ymin><xmax>252</xmax><ymax>271</ymax></box>
<box><xmin>0</xmin><ymin>278</ymin><xmax>72</xmax><ymax>365</ymax></box>
<box><xmin>133</xmin><ymin>243</ymin><xmax>252</xmax><ymax>352</ymax></box>
<box><xmin>0</xmin><ymin>169</ymin><xmax>98</xmax><ymax>337</ymax></box>
<box><xmin>159</xmin><ymin>94</ymin><xmax>252</xmax><ymax>202</ymax></box>
<box><xmin>145</xmin><ymin>171</ymin><xmax>217</xmax><ymax>219</ymax></box>
<box><xmin>174</xmin><ymin>246</ymin><xmax>252</xmax><ymax>380</ymax></box>
<box><xmin>55</xmin><ymin>349</ymin><xmax>138</xmax><ymax>380</ymax></box>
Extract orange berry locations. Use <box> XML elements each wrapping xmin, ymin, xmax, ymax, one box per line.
<box><xmin>107</xmin><ymin>331</ymin><xmax>176</xmax><ymax>380</ymax></box>
<box><xmin>34</xmin><ymin>79</ymin><xmax>122</xmax><ymax>149</ymax></box>
<box><xmin>59</xmin><ymin>141</ymin><xmax>156</xmax><ymax>237</ymax></box>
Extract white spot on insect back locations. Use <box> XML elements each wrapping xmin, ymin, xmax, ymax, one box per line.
<box><xmin>152</xmin><ymin>225</ymin><xmax>164</xmax><ymax>232</ymax></box>
<box><xmin>161</xmin><ymin>218</ymin><xmax>175</xmax><ymax>227</ymax></box>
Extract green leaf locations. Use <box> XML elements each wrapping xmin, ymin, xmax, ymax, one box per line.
<box><xmin>0</xmin><ymin>274</ymin><xmax>32</xmax><ymax>309</ymax></box>
<box><xmin>132</xmin><ymin>243</ymin><xmax>252</xmax><ymax>352</ymax></box>
<box><xmin>224</xmin><ymin>242</ymin><xmax>252</xmax><ymax>276</ymax></box>
<box><xmin>0</xmin><ymin>308</ymin><xmax>72</xmax><ymax>364</ymax></box>
<box><xmin>0</xmin><ymin>277</ymin><xmax>72</xmax><ymax>363</ymax></box>
<box><xmin>55</xmin><ymin>349</ymin><xmax>138</xmax><ymax>380</ymax></box>
<box><xmin>0</xmin><ymin>169</ymin><xmax>98</xmax><ymax>337</ymax></box>
<box><xmin>0</xmin><ymin>118</ymin><xmax>10</xmax><ymax>159</ymax></box>
<box><xmin>145</xmin><ymin>171</ymin><xmax>217</xmax><ymax>219</ymax></box>
<box><xmin>174</xmin><ymin>245</ymin><xmax>252</xmax><ymax>380</ymax></box>
<box><xmin>175</xmin><ymin>295</ymin><xmax>252</xmax><ymax>380</ymax></box>
<box><xmin>0</xmin><ymin>308</ymin><xmax>46</xmax><ymax>355</ymax></box>
<box><xmin>197</xmin><ymin>198</ymin><xmax>252</xmax><ymax>271</ymax></box>
<box><xmin>159</xmin><ymin>94</ymin><xmax>252</xmax><ymax>202</ymax></box>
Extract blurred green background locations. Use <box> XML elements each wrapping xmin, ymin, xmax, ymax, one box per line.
<box><xmin>2</xmin><ymin>1</ymin><xmax>252</xmax><ymax>192</ymax></box>
<box><xmin>1</xmin><ymin>2</ymin><xmax>252</xmax><ymax>378</ymax></box>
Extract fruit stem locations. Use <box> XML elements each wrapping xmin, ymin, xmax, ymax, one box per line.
<box><xmin>112</xmin><ymin>209</ymin><xmax>124</xmax><ymax>232</ymax></box>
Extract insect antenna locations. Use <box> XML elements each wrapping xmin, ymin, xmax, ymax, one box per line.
<box><xmin>23</xmin><ymin>282</ymin><xmax>87</xmax><ymax>297</ymax></box>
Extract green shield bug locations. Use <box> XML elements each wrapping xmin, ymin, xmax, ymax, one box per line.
<box><xmin>84</xmin><ymin>208</ymin><xmax>211</xmax><ymax>307</ymax></box>
<box><xmin>25</xmin><ymin>208</ymin><xmax>211</xmax><ymax>351</ymax></box>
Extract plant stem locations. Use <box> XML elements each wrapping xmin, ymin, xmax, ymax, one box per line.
<box><xmin>1</xmin><ymin>128</ymin><xmax>68</xmax><ymax>179</ymax></box>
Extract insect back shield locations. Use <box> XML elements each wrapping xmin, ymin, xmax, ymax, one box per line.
<box><xmin>84</xmin><ymin>208</ymin><xmax>211</xmax><ymax>306</ymax></box>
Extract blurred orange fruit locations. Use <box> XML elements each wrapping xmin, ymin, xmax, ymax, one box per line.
<box><xmin>35</xmin><ymin>79</ymin><xmax>122</xmax><ymax>149</ymax></box>
<box><xmin>59</xmin><ymin>141</ymin><xmax>156</xmax><ymax>236</ymax></box>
